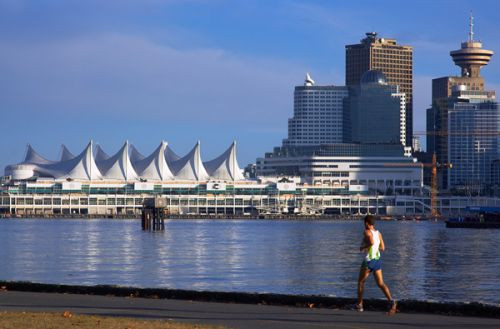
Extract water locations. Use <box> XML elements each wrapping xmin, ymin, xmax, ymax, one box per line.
<box><xmin>0</xmin><ymin>219</ymin><xmax>498</xmax><ymax>304</ymax></box>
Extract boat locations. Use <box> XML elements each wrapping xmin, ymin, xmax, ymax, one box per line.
<box><xmin>446</xmin><ymin>207</ymin><xmax>500</xmax><ymax>228</ymax></box>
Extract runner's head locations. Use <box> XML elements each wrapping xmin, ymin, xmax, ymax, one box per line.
<box><xmin>364</xmin><ymin>215</ymin><xmax>376</xmax><ymax>229</ymax></box>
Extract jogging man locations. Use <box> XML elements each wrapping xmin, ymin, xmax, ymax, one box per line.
<box><xmin>356</xmin><ymin>215</ymin><xmax>397</xmax><ymax>315</ymax></box>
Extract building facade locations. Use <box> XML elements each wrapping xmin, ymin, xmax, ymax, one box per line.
<box><xmin>346</xmin><ymin>32</ymin><xmax>413</xmax><ymax>147</ymax></box>
<box><xmin>256</xmin><ymin>143</ymin><xmax>420</xmax><ymax>194</ymax></box>
<box><xmin>427</xmin><ymin>17</ymin><xmax>495</xmax><ymax>190</ymax></box>
<box><xmin>258</xmin><ymin>70</ymin><xmax>416</xmax><ymax>195</ymax></box>
<box><xmin>344</xmin><ymin>70</ymin><xmax>406</xmax><ymax>145</ymax></box>
<box><xmin>3</xmin><ymin>181</ymin><xmax>500</xmax><ymax>217</ymax></box>
<box><xmin>283</xmin><ymin>74</ymin><xmax>349</xmax><ymax>147</ymax></box>
<box><xmin>447</xmin><ymin>87</ymin><xmax>499</xmax><ymax>192</ymax></box>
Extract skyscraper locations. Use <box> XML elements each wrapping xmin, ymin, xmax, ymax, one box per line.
<box><xmin>344</xmin><ymin>70</ymin><xmax>406</xmax><ymax>145</ymax></box>
<box><xmin>283</xmin><ymin>73</ymin><xmax>348</xmax><ymax>147</ymax></box>
<box><xmin>427</xmin><ymin>15</ymin><xmax>495</xmax><ymax>189</ymax></box>
<box><xmin>346</xmin><ymin>32</ymin><xmax>413</xmax><ymax>147</ymax></box>
<box><xmin>447</xmin><ymin>86</ymin><xmax>498</xmax><ymax>192</ymax></box>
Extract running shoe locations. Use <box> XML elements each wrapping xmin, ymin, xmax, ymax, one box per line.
<box><xmin>387</xmin><ymin>299</ymin><xmax>397</xmax><ymax>316</ymax></box>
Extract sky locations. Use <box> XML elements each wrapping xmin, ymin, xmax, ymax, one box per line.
<box><xmin>1</xmin><ymin>0</ymin><xmax>500</xmax><ymax>171</ymax></box>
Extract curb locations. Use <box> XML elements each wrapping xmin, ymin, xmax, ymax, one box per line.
<box><xmin>0</xmin><ymin>281</ymin><xmax>498</xmax><ymax>318</ymax></box>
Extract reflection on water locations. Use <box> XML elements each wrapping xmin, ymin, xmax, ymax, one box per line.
<box><xmin>0</xmin><ymin>219</ymin><xmax>498</xmax><ymax>304</ymax></box>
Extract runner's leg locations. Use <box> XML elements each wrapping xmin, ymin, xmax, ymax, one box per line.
<box><xmin>373</xmin><ymin>270</ymin><xmax>397</xmax><ymax>315</ymax></box>
<box><xmin>357</xmin><ymin>267</ymin><xmax>371</xmax><ymax>306</ymax></box>
<box><xmin>373</xmin><ymin>269</ymin><xmax>392</xmax><ymax>301</ymax></box>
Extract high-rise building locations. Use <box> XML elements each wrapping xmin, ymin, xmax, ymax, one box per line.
<box><xmin>427</xmin><ymin>15</ymin><xmax>495</xmax><ymax>189</ymax></box>
<box><xmin>346</xmin><ymin>32</ymin><xmax>413</xmax><ymax>147</ymax></box>
<box><xmin>283</xmin><ymin>73</ymin><xmax>348</xmax><ymax>147</ymax></box>
<box><xmin>492</xmin><ymin>160</ymin><xmax>500</xmax><ymax>192</ymax></box>
<box><xmin>256</xmin><ymin>72</ymin><xmax>419</xmax><ymax>189</ymax></box>
<box><xmin>447</xmin><ymin>86</ymin><xmax>498</xmax><ymax>192</ymax></box>
<box><xmin>344</xmin><ymin>70</ymin><xmax>406</xmax><ymax>145</ymax></box>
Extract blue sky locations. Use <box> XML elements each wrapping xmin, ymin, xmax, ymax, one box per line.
<box><xmin>1</xmin><ymin>0</ymin><xmax>499</xmax><ymax>171</ymax></box>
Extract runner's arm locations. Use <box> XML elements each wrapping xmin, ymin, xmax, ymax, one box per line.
<box><xmin>379</xmin><ymin>232</ymin><xmax>385</xmax><ymax>251</ymax></box>
<box><xmin>360</xmin><ymin>229</ymin><xmax>373</xmax><ymax>251</ymax></box>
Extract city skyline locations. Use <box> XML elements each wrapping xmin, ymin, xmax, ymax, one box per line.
<box><xmin>1</xmin><ymin>0</ymin><xmax>499</xmax><ymax>171</ymax></box>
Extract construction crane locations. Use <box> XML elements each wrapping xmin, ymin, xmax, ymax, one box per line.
<box><xmin>381</xmin><ymin>129</ymin><xmax>498</xmax><ymax>216</ymax></box>
<box><xmin>427</xmin><ymin>153</ymin><xmax>451</xmax><ymax>217</ymax></box>
<box><xmin>382</xmin><ymin>152</ymin><xmax>451</xmax><ymax>217</ymax></box>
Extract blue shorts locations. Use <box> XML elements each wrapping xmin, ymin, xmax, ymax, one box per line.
<box><xmin>361</xmin><ymin>259</ymin><xmax>382</xmax><ymax>272</ymax></box>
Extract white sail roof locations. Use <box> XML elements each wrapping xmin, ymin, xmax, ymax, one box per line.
<box><xmin>37</xmin><ymin>141</ymin><xmax>102</xmax><ymax>180</ymax></box>
<box><xmin>24</xmin><ymin>145</ymin><xmax>54</xmax><ymax>165</ymax></box>
<box><xmin>133</xmin><ymin>141</ymin><xmax>174</xmax><ymax>181</ymax></box>
<box><xmin>5</xmin><ymin>140</ymin><xmax>248</xmax><ymax>182</ymax></box>
<box><xmin>94</xmin><ymin>144</ymin><xmax>109</xmax><ymax>163</ymax></box>
<box><xmin>63</xmin><ymin>141</ymin><xmax>102</xmax><ymax>180</ymax></box>
<box><xmin>169</xmin><ymin>141</ymin><xmax>209</xmax><ymax>181</ymax></box>
<box><xmin>60</xmin><ymin>145</ymin><xmax>75</xmax><ymax>161</ymax></box>
<box><xmin>129</xmin><ymin>144</ymin><xmax>145</xmax><ymax>163</ymax></box>
<box><xmin>96</xmin><ymin>141</ymin><xmax>138</xmax><ymax>181</ymax></box>
<box><xmin>204</xmin><ymin>141</ymin><xmax>245</xmax><ymax>181</ymax></box>
<box><xmin>164</xmin><ymin>144</ymin><xmax>180</xmax><ymax>163</ymax></box>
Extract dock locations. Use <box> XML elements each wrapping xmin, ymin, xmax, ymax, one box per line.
<box><xmin>446</xmin><ymin>221</ymin><xmax>500</xmax><ymax>228</ymax></box>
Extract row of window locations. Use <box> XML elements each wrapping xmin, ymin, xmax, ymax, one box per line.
<box><xmin>290</xmin><ymin>125</ymin><xmax>342</xmax><ymax>128</ymax></box>
<box><xmin>295</xmin><ymin>92</ymin><xmax>347</xmax><ymax>96</ymax></box>
<box><xmin>12</xmin><ymin>197</ymin><xmax>141</xmax><ymax>206</ymax></box>
<box><xmin>295</xmin><ymin>93</ymin><xmax>345</xmax><ymax>96</ymax></box>
<box><xmin>292</xmin><ymin>137</ymin><xmax>341</xmax><ymax>140</ymax></box>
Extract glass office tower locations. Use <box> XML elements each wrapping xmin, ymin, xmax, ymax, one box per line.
<box><xmin>447</xmin><ymin>86</ymin><xmax>499</xmax><ymax>191</ymax></box>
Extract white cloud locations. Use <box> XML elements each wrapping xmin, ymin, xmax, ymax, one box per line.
<box><xmin>0</xmin><ymin>33</ymin><xmax>305</xmax><ymax>126</ymax></box>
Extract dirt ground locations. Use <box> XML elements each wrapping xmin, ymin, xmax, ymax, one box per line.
<box><xmin>0</xmin><ymin>311</ymin><xmax>229</xmax><ymax>329</ymax></box>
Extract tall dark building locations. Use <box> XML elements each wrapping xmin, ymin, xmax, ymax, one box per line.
<box><xmin>344</xmin><ymin>70</ymin><xmax>406</xmax><ymax>145</ymax></box>
<box><xmin>427</xmin><ymin>15</ymin><xmax>494</xmax><ymax>189</ymax></box>
<box><xmin>346</xmin><ymin>32</ymin><xmax>413</xmax><ymax>147</ymax></box>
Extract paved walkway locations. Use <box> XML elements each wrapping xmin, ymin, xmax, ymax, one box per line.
<box><xmin>0</xmin><ymin>291</ymin><xmax>498</xmax><ymax>329</ymax></box>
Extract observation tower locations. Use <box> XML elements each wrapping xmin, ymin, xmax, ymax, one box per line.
<box><xmin>450</xmin><ymin>13</ymin><xmax>493</xmax><ymax>78</ymax></box>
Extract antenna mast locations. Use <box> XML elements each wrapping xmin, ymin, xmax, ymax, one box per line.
<box><xmin>469</xmin><ymin>11</ymin><xmax>474</xmax><ymax>42</ymax></box>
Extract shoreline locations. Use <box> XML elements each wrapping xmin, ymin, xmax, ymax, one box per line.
<box><xmin>0</xmin><ymin>281</ymin><xmax>498</xmax><ymax>318</ymax></box>
<box><xmin>0</xmin><ymin>214</ymin><xmax>437</xmax><ymax>221</ymax></box>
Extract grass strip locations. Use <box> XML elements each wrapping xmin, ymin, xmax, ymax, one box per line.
<box><xmin>0</xmin><ymin>311</ymin><xmax>229</xmax><ymax>329</ymax></box>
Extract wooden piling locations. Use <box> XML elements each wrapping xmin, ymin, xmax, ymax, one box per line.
<box><xmin>141</xmin><ymin>197</ymin><xmax>166</xmax><ymax>231</ymax></box>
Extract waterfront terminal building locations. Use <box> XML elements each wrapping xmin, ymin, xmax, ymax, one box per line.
<box><xmin>256</xmin><ymin>143</ymin><xmax>420</xmax><ymax>194</ymax></box>
<box><xmin>2</xmin><ymin>140</ymin><xmax>499</xmax><ymax>218</ymax></box>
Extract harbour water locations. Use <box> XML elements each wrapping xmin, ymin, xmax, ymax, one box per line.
<box><xmin>0</xmin><ymin>219</ymin><xmax>498</xmax><ymax>305</ymax></box>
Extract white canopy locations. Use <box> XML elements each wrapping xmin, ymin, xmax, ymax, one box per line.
<box><xmin>204</xmin><ymin>141</ymin><xmax>245</xmax><ymax>181</ymax></box>
<box><xmin>36</xmin><ymin>141</ymin><xmax>102</xmax><ymax>180</ymax></box>
<box><xmin>96</xmin><ymin>141</ymin><xmax>138</xmax><ymax>181</ymax></box>
<box><xmin>5</xmin><ymin>140</ymin><xmax>248</xmax><ymax>182</ymax></box>
<box><xmin>24</xmin><ymin>145</ymin><xmax>54</xmax><ymax>165</ymax></box>
<box><xmin>94</xmin><ymin>144</ymin><xmax>110</xmax><ymax>163</ymax></box>
<box><xmin>129</xmin><ymin>144</ymin><xmax>145</xmax><ymax>163</ymax></box>
<box><xmin>60</xmin><ymin>145</ymin><xmax>75</xmax><ymax>161</ymax></box>
<box><xmin>168</xmin><ymin>141</ymin><xmax>209</xmax><ymax>181</ymax></box>
<box><xmin>164</xmin><ymin>144</ymin><xmax>180</xmax><ymax>163</ymax></box>
<box><xmin>133</xmin><ymin>141</ymin><xmax>174</xmax><ymax>181</ymax></box>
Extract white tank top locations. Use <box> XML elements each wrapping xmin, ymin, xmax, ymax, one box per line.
<box><xmin>365</xmin><ymin>229</ymin><xmax>381</xmax><ymax>261</ymax></box>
